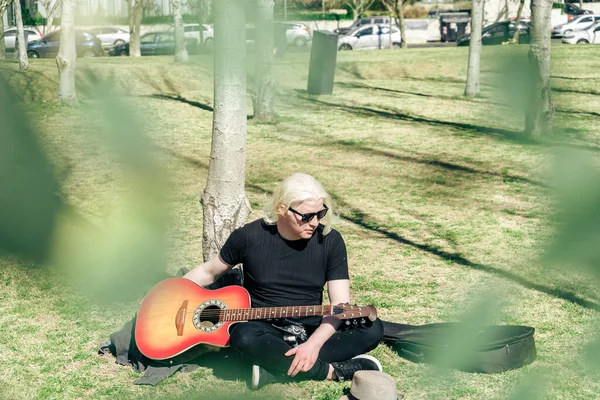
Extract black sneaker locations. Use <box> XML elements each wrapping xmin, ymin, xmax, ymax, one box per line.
<box><xmin>250</xmin><ymin>364</ymin><xmax>278</xmax><ymax>390</ymax></box>
<box><xmin>331</xmin><ymin>354</ymin><xmax>383</xmax><ymax>382</ymax></box>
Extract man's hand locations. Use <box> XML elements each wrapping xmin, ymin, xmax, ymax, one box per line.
<box><xmin>285</xmin><ymin>340</ymin><xmax>323</xmax><ymax>377</ymax></box>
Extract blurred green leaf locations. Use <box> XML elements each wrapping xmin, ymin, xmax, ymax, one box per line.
<box><xmin>50</xmin><ymin>73</ymin><xmax>170</xmax><ymax>303</ymax></box>
<box><xmin>543</xmin><ymin>149</ymin><xmax>600</xmax><ymax>279</ymax></box>
<box><xmin>0</xmin><ymin>77</ymin><xmax>62</xmax><ymax>262</ymax></box>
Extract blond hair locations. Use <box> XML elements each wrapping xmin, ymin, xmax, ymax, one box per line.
<box><xmin>263</xmin><ymin>173</ymin><xmax>334</xmax><ymax>235</ymax></box>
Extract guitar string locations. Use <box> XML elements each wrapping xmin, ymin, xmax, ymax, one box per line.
<box><xmin>143</xmin><ymin>307</ymin><xmax>341</xmax><ymax>315</ymax></box>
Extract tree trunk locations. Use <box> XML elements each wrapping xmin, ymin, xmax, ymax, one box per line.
<box><xmin>389</xmin><ymin>13</ymin><xmax>393</xmax><ymax>48</ymax></box>
<box><xmin>45</xmin><ymin>0</ymin><xmax>60</xmax><ymax>35</ymax></box>
<box><xmin>396</xmin><ymin>0</ymin><xmax>407</xmax><ymax>48</ymax></box>
<box><xmin>56</xmin><ymin>0</ymin><xmax>77</xmax><ymax>104</ymax></box>
<box><xmin>14</xmin><ymin>0</ymin><xmax>28</xmax><ymax>70</ymax></box>
<box><xmin>198</xmin><ymin>14</ymin><xmax>204</xmax><ymax>49</ymax></box>
<box><xmin>464</xmin><ymin>0</ymin><xmax>483</xmax><ymax>97</ymax></box>
<box><xmin>253</xmin><ymin>0</ymin><xmax>275</xmax><ymax>121</ymax></box>
<box><xmin>0</xmin><ymin>6</ymin><xmax>6</xmax><ymax>60</ymax></box>
<box><xmin>45</xmin><ymin>16</ymin><xmax>54</xmax><ymax>34</ymax></box>
<box><xmin>510</xmin><ymin>0</ymin><xmax>526</xmax><ymax>43</ymax></box>
<box><xmin>128</xmin><ymin>0</ymin><xmax>143</xmax><ymax>57</ymax></box>
<box><xmin>172</xmin><ymin>0</ymin><xmax>188</xmax><ymax>62</ymax></box>
<box><xmin>525</xmin><ymin>0</ymin><xmax>553</xmax><ymax>136</ymax></box>
<box><xmin>201</xmin><ymin>0</ymin><xmax>250</xmax><ymax>262</ymax></box>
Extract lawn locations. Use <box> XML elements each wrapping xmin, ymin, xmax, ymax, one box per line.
<box><xmin>1</xmin><ymin>43</ymin><xmax>600</xmax><ymax>400</ymax></box>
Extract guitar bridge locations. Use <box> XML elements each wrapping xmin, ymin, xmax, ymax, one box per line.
<box><xmin>175</xmin><ymin>300</ymin><xmax>188</xmax><ymax>336</ymax></box>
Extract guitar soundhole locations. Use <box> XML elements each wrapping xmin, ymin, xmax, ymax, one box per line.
<box><xmin>193</xmin><ymin>299</ymin><xmax>226</xmax><ymax>332</ymax></box>
<box><xmin>199</xmin><ymin>306</ymin><xmax>221</xmax><ymax>327</ymax></box>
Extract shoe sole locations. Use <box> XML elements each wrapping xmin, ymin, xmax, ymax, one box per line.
<box><xmin>352</xmin><ymin>354</ymin><xmax>383</xmax><ymax>371</ymax></box>
<box><xmin>251</xmin><ymin>365</ymin><xmax>260</xmax><ymax>389</ymax></box>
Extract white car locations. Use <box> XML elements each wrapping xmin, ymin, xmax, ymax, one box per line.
<box><xmin>338</xmin><ymin>24</ymin><xmax>401</xmax><ymax>51</ymax></box>
<box><xmin>184</xmin><ymin>24</ymin><xmax>214</xmax><ymax>48</ymax></box>
<box><xmin>562</xmin><ymin>21</ymin><xmax>600</xmax><ymax>44</ymax></box>
<box><xmin>274</xmin><ymin>22</ymin><xmax>312</xmax><ymax>47</ymax></box>
<box><xmin>552</xmin><ymin>14</ymin><xmax>600</xmax><ymax>37</ymax></box>
<box><xmin>3</xmin><ymin>27</ymin><xmax>43</xmax><ymax>51</ymax></box>
<box><xmin>89</xmin><ymin>26</ymin><xmax>130</xmax><ymax>48</ymax></box>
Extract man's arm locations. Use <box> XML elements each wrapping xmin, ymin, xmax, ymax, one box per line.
<box><xmin>183</xmin><ymin>255</ymin><xmax>233</xmax><ymax>287</ymax></box>
<box><xmin>326</xmin><ymin>279</ymin><xmax>351</xmax><ymax>305</ymax></box>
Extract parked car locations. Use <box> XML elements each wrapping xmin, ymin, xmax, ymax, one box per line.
<box><xmin>27</xmin><ymin>30</ymin><xmax>103</xmax><ymax>58</ymax></box>
<box><xmin>244</xmin><ymin>23</ymin><xmax>311</xmax><ymax>50</ymax></box>
<box><xmin>565</xmin><ymin>3</ymin><xmax>593</xmax><ymax>17</ymax></box>
<box><xmin>3</xmin><ymin>27</ymin><xmax>43</xmax><ymax>51</ymax></box>
<box><xmin>552</xmin><ymin>14</ymin><xmax>600</xmax><ymax>38</ymax></box>
<box><xmin>183</xmin><ymin>23</ymin><xmax>214</xmax><ymax>48</ymax></box>
<box><xmin>109</xmin><ymin>31</ymin><xmax>198</xmax><ymax>56</ymax></box>
<box><xmin>273</xmin><ymin>21</ymin><xmax>312</xmax><ymax>47</ymax></box>
<box><xmin>457</xmin><ymin>21</ymin><xmax>530</xmax><ymax>46</ymax></box>
<box><xmin>338</xmin><ymin>24</ymin><xmax>401</xmax><ymax>51</ymax></box>
<box><xmin>562</xmin><ymin>20</ymin><xmax>600</xmax><ymax>44</ymax></box>
<box><xmin>89</xmin><ymin>26</ymin><xmax>130</xmax><ymax>48</ymax></box>
<box><xmin>334</xmin><ymin>15</ymin><xmax>398</xmax><ymax>35</ymax></box>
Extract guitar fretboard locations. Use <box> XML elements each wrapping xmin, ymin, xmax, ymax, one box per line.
<box><xmin>219</xmin><ymin>305</ymin><xmax>334</xmax><ymax>322</ymax></box>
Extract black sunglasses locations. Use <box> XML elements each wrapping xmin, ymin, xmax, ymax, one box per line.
<box><xmin>288</xmin><ymin>205</ymin><xmax>329</xmax><ymax>223</ymax></box>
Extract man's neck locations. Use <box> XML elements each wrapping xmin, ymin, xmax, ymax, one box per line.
<box><xmin>276</xmin><ymin>223</ymin><xmax>301</xmax><ymax>241</ymax></box>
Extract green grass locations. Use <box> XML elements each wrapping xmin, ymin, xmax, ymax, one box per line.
<box><xmin>1</xmin><ymin>43</ymin><xmax>600</xmax><ymax>399</ymax></box>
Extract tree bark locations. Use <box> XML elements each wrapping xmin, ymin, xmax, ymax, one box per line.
<box><xmin>200</xmin><ymin>0</ymin><xmax>211</xmax><ymax>49</ymax></box>
<box><xmin>172</xmin><ymin>0</ymin><xmax>188</xmax><ymax>62</ymax></box>
<box><xmin>525</xmin><ymin>0</ymin><xmax>553</xmax><ymax>136</ymax></box>
<box><xmin>56</xmin><ymin>0</ymin><xmax>77</xmax><ymax>104</ymax></box>
<box><xmin>253</xmin><ymin>0</ymin><xmax>275</xmax><ymax>121</ymax></box>
<box><xmin>128</xmin><ymin>0</ymin><xmax>143</xmax><ymax>57</ymax></box>
<box><xmin>396</xmin><ymin>0</ymin><xmax>407</xmax><ymax>49</ymax></box>
<box><xmin>349</xmin><ymin>0</ymin><xmax>375</xmax><ymax>21</ymax></box>
<box><xmin>0</xmin><ymin>3</ymin><xmax>7</xmax><ymax>60</ymax></box>
<box><xmin>43</xmin><ymin>0</ymin><xmax>60</xmax><ymax>35</ymax></box>
<box><xmin>510</xmin><ymin>0</ymin><xmax>526</xmax><ymax>44</ymax></box>
<box><xmin>14</xmin><ymin>0</ymin><xmax>28</xmax><ymax>70</ymax></box>
<box><xmin>201</xmin><ymin>0</ymin><xmax>250</xmax><ymax>262</ymax></box>
<box><xmin>381</xmin><ymin>0</ymin><xmax>406</xmax><ymax>48</ymax></box>
<box><xmin>464</xmin><ymin>0</ymin><xmax>483</xmax><ymax>97</ymax></box>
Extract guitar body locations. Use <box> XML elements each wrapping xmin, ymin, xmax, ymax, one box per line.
<box><xmin>135</xmin><ymin>278</ymin><xmax>250</xmax><ymax>360</ymax></box>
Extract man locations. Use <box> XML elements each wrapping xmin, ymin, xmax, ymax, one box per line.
<box><xmin>185</xmin><ymin>173</ymin><xmax>383</xmax><ymax>389</ymax></box>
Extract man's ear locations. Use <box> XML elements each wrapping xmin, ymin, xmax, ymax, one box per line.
<box><xmin>277</xmin><ymin>203</ymin><xmax>287</xmax><ymax>216</ymax></box>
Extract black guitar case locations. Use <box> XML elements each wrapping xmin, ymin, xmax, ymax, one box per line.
<box><xmin>381</xmin><ymin>321</ymin><xmax>536</xmax><ymax>373</ymax></box>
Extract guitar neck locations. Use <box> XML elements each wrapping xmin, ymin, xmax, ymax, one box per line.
<box><xmin>220</xmin><ymin>305</ymin><xmax>334</xmax><ymax>322</ymax></box>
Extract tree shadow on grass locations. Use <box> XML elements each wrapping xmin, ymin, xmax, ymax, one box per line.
<box><xmin>334</xmin><ymin>200</ymin><xmax>600</xmax><ymax>312</ymax></box>
<box><xmin>552</xmin><ymin>87</ymin><xmax>600</xmax><ymax>96</ymax></box>
<box><xmin>155</xmin><ymin>145</ymin><xmax>210</xmax><ymax>169</ymax></box>
<box><xmin>337</xmin><ymin>63</ymin><xmax>367</xmax><ymax>80</ymax></box>
<box><xmin>297</xmin><ymin>96</ymin><xmax>600</xmax><ymax>153</ymax></box>
<box><xmin>147</xmin><ymin>93</ymin><xmax>254</xmax><ymax>120</ymax></box>
<box><xmin>331</xmin><ymin>140</ymin><xmax>548</xmax><ymax>188</ymax></box>
<box><xmin>299</xmin><ymin>96</ymin><xmax>529</xmax><ymax>143</ymax></box>
<box><xmin>146</xmin><ymin>93</ymin><xmax>214</xmax><ymax>112</ymax></box>
<box><xmin>335</xmin><ymin>81</ymin><xmax>506</xmax><ymax>105</ymax></box>
<box><xmin>153</xmin><ymin>146</ymin><xmax>272</xmax><ymax>196</ymax></box>
<box><xmin>0</xmin><ymin>67</ymin><xmax>59</xmax><ymax>102</ymax></box>
<box><xmin>336</xmin><ymin>82</ymin><xmax>600</xmax><ymax>120</ymax></box>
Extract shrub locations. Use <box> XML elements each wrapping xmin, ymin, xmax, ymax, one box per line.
<box><xmin>403</xmin><ymin>5</ymin><xmax>429</xmax><ymax>19</ymax></box>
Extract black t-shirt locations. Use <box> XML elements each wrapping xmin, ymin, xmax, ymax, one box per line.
<box><xmin>219</xmin><ymin>219</ymin><xmax>349</xmax><ymax>309</ymax></box>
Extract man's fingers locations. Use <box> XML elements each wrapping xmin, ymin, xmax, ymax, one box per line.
<box><xmin>288</xmin><ymin>362</ymin><xmax>302</xmax><ymax>377</ymax></box>
<box><xmin>285</xmin><ymin>347</ymin><xmax>297</xmax><ymax>357</ymax></box>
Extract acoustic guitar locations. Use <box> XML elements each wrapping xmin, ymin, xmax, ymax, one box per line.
<box><xmin>135</xmin><ymin>277</ymin><xmax>378</xmax><ymax>360</ymax></box>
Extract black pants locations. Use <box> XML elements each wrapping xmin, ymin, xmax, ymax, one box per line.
<box><xmin>229</xmin><ymin>318</ymin><xmax>384</xmax><ymax>381</ymax></box>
